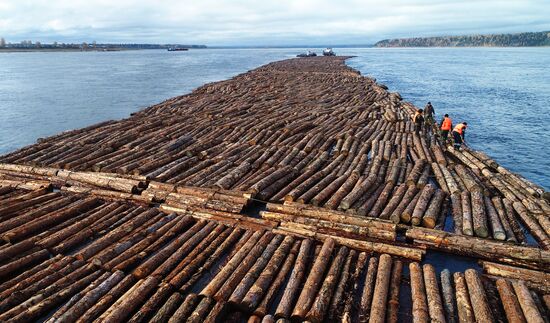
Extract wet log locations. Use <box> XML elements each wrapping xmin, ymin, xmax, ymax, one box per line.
<box><xmin>358</xmin><ymin>255</ymin><xmax>378</xmax><ymax>323</ymax></box>
<box><xmin>492</xmin><ymin>196</ymin><xmax>517</xmax><ymax>242</ymax></box>
<box><xmin>379</xmin><ymin>184</ymin><xmax>407</xmax><ymax>220</ymax></box>
<box><xmin>200</xmin><ymin>230</ymin><xmax>267</xmax><ymax>298</ymax></box>
<box><xmin>253</xmin><ymin>241</ymin><xmax>301</xmax><ymax>317</ymax></box>
<box><xmin>453</xmin><ymin>272</ymin><xmax>475</xmax><ymax>323</ymax></box>
<box><xmin>291</xmin><ymin>238</ymin><xmax>335</xmax><ymax>320</ymax></box>
<box><xmin>485</xmin><ymin>196</ymin><xmax>506</xmax><ymax>240</ymax></box>
<box><xmin>495</xmin><ymin>279</ymin><xmax>527</xmax><ymax>323</ymax></box>
<box><xmin>228</xmin><ymin>234</ymin><xmax>289</xmax><ymax>307</ymax></box>
<box><xmin>406</xmin><ymin>227</ymin><xmax>550</xmax><ymax>268</ymax></box>
<box><xmin>274</xmin><ymin>239</ymin><xmax>313</xmax><ymax>319</ymax></box>
<box><xmin>410</xmin><ymin>262</ymin><xmax>429</xmax><ymax>323</ymax></box>
<box><xmin>470</xmin><ymin>189</ymin><xmax>489</xmax><ymax>238</ymax></box>
<box><xmin>305</xmin><ymin>246</ymin><xmax>348</xmax><ymax>323</ymax></box>
<box><xmin>56</xmin><ymin>270</ymin><xmax>126</xmax><ymax>322</ymax></box>
<box><xmin>390</xmin><ymin>184</ymin><xmax>418</xmax><ymax>224</ymax></box>
<box><xmin>461</xmin><ymin>191</ymin><xmax>473</xmax><ymax>236</ymax></box>
<box><xmin>423</xmin><ymin>263</ymin><xmax>446</xmax><ymax>323</ymax></box>
<box><xmin>100</xmin><ymin>276</ymin><xmax>161</xmax><ymax>322</ymax></box>
<box><xmin>168</xmin><ymin>293</ymin><xmax>200</xmax><ymax>323</ymax></box>
<box><xmin>149</xmin><ymin>292</ymin><xmax>183</xmax><ymax>322</ymax></box>
<box><xmin>327</xmin><ymin>249</ymin><xmax>356</xmax><ymax>322</ymax></box>
<box><xmin>511</xmin><ymin>280</ymin><xmax>544</xmax><ymax>323</ymax></box>
<box><xmin>411</xmin><ymin>184</ymin><xmax>436</xmax><ymax>226</ymax></box>
<box><xmin>368</xmin><ymin>254</ymin><xmax>393</xmax><ymax>323</ymax></box>
<box><xmin>464</xmin><ymin>269</ymin><xmax>494</xmax><ymax>322</ymax></box>
<box><xmin>385</xmin><ymin>259</ymin><xmax>402</xmax><ymax>323</ymax></box>
<box><xmin>441</xmin><ymin>269</ymin><xmax>457</xmax><ymax>323</ymax></box>
<box><xmin>513</xmin><ymin>201</ymin><xmax>550</xmax><ymax>250</ymax></box>
<box><xmin>422</xmin><ymin>189</ymin><xmax>446</xmax><ymax>228</ymax></box>
<box><xmin>481</xmin><ymin>262</ymin><xmax>550</xmax><ymax>292</ymax></box>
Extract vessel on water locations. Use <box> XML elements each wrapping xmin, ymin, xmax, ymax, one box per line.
<box><xmin>323</xmin><ymin>48</ymin><xmax>335</xmax><ymax>56</ymax></box>
<box><xmin>167</xmin><ymin>47</ymin><xmax>189</xmax><ymax>51</ymax></box>
<box><xmin>296</xmin><ymin>50</ymin><xmax>317</xmax><ymax>57</ymax></box>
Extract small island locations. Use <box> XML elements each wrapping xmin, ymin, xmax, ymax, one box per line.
<box><xmin>375</xmin><ymin>30</ymin><xmax>550</xmax><ymax>47</ymax></box>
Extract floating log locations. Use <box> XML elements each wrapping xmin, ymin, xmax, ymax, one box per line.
<box><xmin>410</xmin><ymin>262</ymin><xmax>429</xmax><ymax>323</ymax></box>
<box><xmin>291</xmin><ymin>238</ymin><xmax>335</xmax><ymax>320</ymax></box>
<box><xmin>495</xmin><ymin>279</ymin><xmax>527</xmax><ymax>323</ymax></box>
<box><xmin>464</xmin><ymin>269</ymin><xmax>494</xmax><ymax>322</ymax></box>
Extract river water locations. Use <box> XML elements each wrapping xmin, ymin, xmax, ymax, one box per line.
<box><xmin>0</xmin><ymin>47</ymin><xmax>548</xmax><ymax>189</ymax></box>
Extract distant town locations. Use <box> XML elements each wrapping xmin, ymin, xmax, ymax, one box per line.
<box><xmin>0</xmin><ymin>38</ymin><xmax>207</xmax><ymax>51</ymax></box>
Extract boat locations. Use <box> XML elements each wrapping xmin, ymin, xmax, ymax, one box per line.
<box><xmin>296</xmin><ymin>50</ymin><xmax>317</xmax><ymax>58</ymax></box>
<box><xmin>167</xmin><ymin>47</ymin><xmax>189</xmax><ymax>51</ymax></box>
<box><xmin>323</xmin><ymin>48</ymin><xmax>335</xmax><ymax>56</ymax></box>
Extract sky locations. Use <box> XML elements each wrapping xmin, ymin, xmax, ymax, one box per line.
<box><xmin>1</xmin><ymin>0</ymin><xmax>549</xmax><ymax>46</ymax></box>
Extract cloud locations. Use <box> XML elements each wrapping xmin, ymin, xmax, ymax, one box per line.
<box><xmin>0</xmin><ymin>0</ymin><xmax>549</xmax><ymax>45</ymax></box>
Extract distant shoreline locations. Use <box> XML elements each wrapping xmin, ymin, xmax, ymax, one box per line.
<box><xmin>0</xmin><ymin>48</ymin><xmax>145</xmax><ymax>53</ymax></box>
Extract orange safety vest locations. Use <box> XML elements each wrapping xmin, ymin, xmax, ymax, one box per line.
<box><xmin>453</xmin><ymin>123</ymin><xmax>466</xmax><ymax>134</ymax></box>
<box><xmin>441</xmin><ymin>117</ymin><xmax>452</xmax><ymax>131</ymax></box>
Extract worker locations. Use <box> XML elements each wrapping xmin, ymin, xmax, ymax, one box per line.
<box><xmin>424</xmin><ymin>102</ymin><xmax>435</xmax><ymax>126</ymax></box>
<box><xmin>440</xmin><ymin>114</ymin><xmax>453</xmax><ymax>141</ymax></box>
<box><xmin>452</xmin><ymin>122</ymin><xmax>468</xmax><ymax>148</ymax></box>
<box><xmin>413</xmin><ymin>109</ymin><xmax>424</xmax><ymax>133</ymax></box>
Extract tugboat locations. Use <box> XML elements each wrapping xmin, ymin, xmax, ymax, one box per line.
<box><xmin>323</xmin><ymin>48</ymin><xmax>335</xmax><ymax>56</ymax></box>
<box><xmin>296</xmin><ymin>50</ymin><xmax>317</xmax><ymax>57</ymax></box>
<box><xmin>167</xmin><ymin>47</ymin><xmax>189</xmax><ymax>51</ymax></box>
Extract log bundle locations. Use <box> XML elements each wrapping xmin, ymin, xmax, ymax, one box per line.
<box><xmin>0</xmin><ymin>56</ymin><xmax>549</xmax><ymax>321</ymax></box>
<box><xmin>1</xmin><ymin>57</ymin><xmax>547</xmax><ymax>248</ymax></box>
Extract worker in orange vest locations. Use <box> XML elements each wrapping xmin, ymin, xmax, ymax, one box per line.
<box><xmin>452</xmin><ymin>122</ymin><xmax>468</xmax><ymax>149</ymax></box>
<box><xmin>440</xmin><ymin>114</ymin><xmax>453</xmax><ymax>141</ymax></box>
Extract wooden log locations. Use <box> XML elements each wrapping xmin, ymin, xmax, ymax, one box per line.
<box><xmin>368</xmin><ymin>254</ymin><xmax>393</xmax><ymax>323</ymax></box>
<box><xmin>274</xmin><ymin>239</ymin><xmax>313</xmax><ymax>319</ymax></box>
<box><xmin>485</xmin><ymin>196</ymin><xmax>506</xmax><ymax>240</ymax></box>
<box><xmin>411</xmin><ymin>184</ymin><xmax>436</xmax><ymax>226</ymax></box>
<box><xmin>422</xmin><ymin>189</ymin><xmax>446</xmax><ymax>228</ymax></box>
<box><xmin>149</xmin><ymin>292</ymin><xmax>183</xmax><ymax>322</ymax></box>
<box><xmin>410</xmin><ymin>262</ymin><xmax>429</xmax><ymax>323</ymax></box>
<box><xmin>291</xmin><ymin>238</ymin><xmax>335</xmax><ymax>320</ymax></box>
<box><xmin>379</xmin><ymin>184</ymin><xmax>407</xmax><ymax>220</ymax></box>
<box><xmin>327</xmin><ymin>249</ymin><xmax>356</xmax><ymax>322</ymax></box>
<box><xmin>511</xmin><ymin>280</ymin><xmax>545</xmax><ymax>323</ymax></box>
<box><xmin>467</xmin><ymin>189</ymin><xmax>487</xmax><ymax>237</ymax></box>
<box><xmin>481</xmin><ymin>261</ymin><xmax>550</xmax><ymax>288</ymax></box>
<box><xmin>229</xmin><ymin>235</ymin><xmax>290</xmax><ymax>307</ymax></box>
<box><xmin>213</xmin><ymin>232</ymin><xmax>275</xmax><ymax>302</ymax></box>
<box><xmin>200</xmin><ymin>230</ymin><xmax>264</xmax><ymax>297</ymax></box>
<box><xmin>56</xmin><ymin>270</ymin><xmax>126</xmax><ymax>322</ymax></box>
<box><xmin>305</xmin><ymin>246</ymin><xmax>348</xmax><ymax>323</ymax></box>
<box><xmin>460</xmin><ymin>191</ymin><xmax>473</xmax><ymax>236</ymax></box>
<box><xmin>406</xmin><ymin>227</ymin><xmax>550</xmax><ymax>268</ymax></box>
<box><xmin>401</xmin><ymin>189</ymin><xmax>422</xmax><ymax>224</ymax></box>
<box><xmin>100</xmin><ymin>276</ymin><xmax>161</xmax><ymax>322</ymax></box>
<box><xmin>491</xmin><ymin>196</ymin><xmax>517</xmax><ymax>242</ymax></box>
<box><xmin>168</xmin><ymin>293</ymin><xmax>200</xmax><ymax>323</ymax></box>
<box><xmin>253</xmin><ymin>241</ymin><xmax>301</xmax><ymax>317</ymax></box>
<box><xmin>423</xmin><ymin>263</ymin><xmax>446</xmax><ymax>323</ymax></box>
<box><xmin>513</xmin><ymin>201</ymin><xmax>550</xmax><ymax>250</ymax></box>
<box><xmin>385</xmin><ymin>259</ymin><xmax>402</xmax><ymax>323</ymax></box>
<box><xmin>495</xmin><ymin>279</ymin><xmax>527</xmax><ymax>323</ymax></box>
<box><xmin>440</xmin><ymin>269</ymin><xmax>457</xmax><ymax>323</ymax></box>
<box><xmin>358</xmin><ymin>256</ymin><xmax>379</xmax><ymax>323</ymax></box>
<box><xmin>464</xmin><ymin>269</ymin><xmax>494</xmax><ymax>322</ymax></box>
<box><xmin>453</xmin><ymin>272</ymin><xmax>475</xmax><ymax>323</ymax></box>
<box><xmin>390</xmin><ymin>184</ymin><xmax>418</xmax><ymax>224</ymax></box>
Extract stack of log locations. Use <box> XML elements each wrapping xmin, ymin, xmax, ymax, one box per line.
<box><xmin>1</xmin><ymin>57</ymin><xmax>547</xmax><ymax>249</ymax></box>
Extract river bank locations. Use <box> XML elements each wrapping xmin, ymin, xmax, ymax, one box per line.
<box><xmin>0</xmin><ymin>56</ymin><xmax>548</xmax><ymax>322</ymax></box>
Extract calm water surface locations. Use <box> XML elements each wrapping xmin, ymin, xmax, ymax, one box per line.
<box><xmin>0</xmin><ymin>47</ymin><xmax>548</xmax><ymax>189</ymax></box>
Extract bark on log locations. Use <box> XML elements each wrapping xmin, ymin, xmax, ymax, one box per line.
<box><xmin>410</xmin><ymin>262</ymin><xmax>429</xmax><ymax>323</ymax></box>
<box><xmin>423</xmin><ymin>263</ymin><xmax>446</xmax><ymax>323</ymax></box>
<box><xmin>291</xmin><ymin>238</ymin><xmax>335</xmax><ymax>320</ymax></box>
<box><xmin>453</xmin><ymin>272</ymin><xmax>475</xmax><ymax>323</ymax></box>
<box><xmin>495</xmin><ymin>279</ymin><xmax>527</xmax><ymax>323</ymax></box>
<box><xmin>464</xmin><ymin>269</ymin><xmax>494</xmax><ymax>322</ymax></box>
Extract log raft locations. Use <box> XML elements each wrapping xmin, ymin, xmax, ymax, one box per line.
<box><xmin>0</xmin><ymin>56</ymin><xmax>548</xmax><ymax>322</ymax></box>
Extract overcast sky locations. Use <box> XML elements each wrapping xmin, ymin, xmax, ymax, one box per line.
<box><xmin>1</xmin><ymin>0</ymin><xmax>549</xmax><ymax>46</ymax></box>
